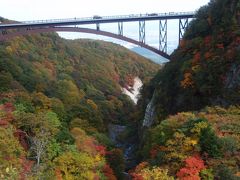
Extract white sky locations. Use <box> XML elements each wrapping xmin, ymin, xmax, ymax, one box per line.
<box><xmin>1</xmin><ymin>0</ymin><xmax>210</xmax><ymax>21</ymax></box>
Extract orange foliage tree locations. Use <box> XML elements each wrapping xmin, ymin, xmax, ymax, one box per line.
<box><xmin>181</xmin><ymin>72</ymin><xmax>194</xmax><ymax>88</ymax></box>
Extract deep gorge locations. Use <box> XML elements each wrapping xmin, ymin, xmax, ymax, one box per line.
<box><xmin>1</xmin><ymin>0</ymin><xmax>240</xmax><ymax>178</ymax></box>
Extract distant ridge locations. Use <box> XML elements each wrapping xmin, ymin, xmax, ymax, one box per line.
<box><xmin>130</xmin><ymin>46</ymin><xmax>169</xmax><ymax>64</ymax></box>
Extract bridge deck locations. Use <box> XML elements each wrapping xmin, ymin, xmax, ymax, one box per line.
<box><xmin>0</xmin><ymin>12</ymin><xmax>195</xmax><ymax>30</ymax></box>
<box><xmin>0</xmin><ymin>12</ymin><xmax>196</xmax><ymax>60</ymax></box>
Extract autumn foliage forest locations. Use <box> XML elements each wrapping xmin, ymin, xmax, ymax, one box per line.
<box><xmin>135</xmin><ymin>0</ymin><xmax>240</xmax><ymax>179</ymax></box>
<box><xmin>0</xmin><ymin>24</ymin><xmax>158</xmax><ymax>179</ymax></box>
<box><xmin>1</xmin><ymin>0</ymin><xmax>240</xmax><ymax>179</ymax></box>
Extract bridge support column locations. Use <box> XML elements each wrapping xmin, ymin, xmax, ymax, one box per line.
<box><xmin>96</xmin><ymin>23</ymin><xmax>100</xmax><ymax>31</ymax></box>
<box><xmin>118</xmin><ymin>22</ymin><xmax>123</xmax><ymax>36</ymax></box>
<box><xmin>139</xmin><ymin>20</ymin><xmax>145</xmax><ymax>44</ymax></box>
<box><xmin>159</xmin><ymin>19</ymin><xmax>167</xmax><ymax>53</ymax></box>
<box><xmin>179</xmin><ymin>18</ymin><xmax>189</xmax><ymax>43</ymax></box>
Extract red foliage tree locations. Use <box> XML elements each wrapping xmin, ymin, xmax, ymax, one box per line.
<box><xmin>176</xmin><ymin>155</ymin><xmax>205</xmax><ymax>180</ymax></box>
<box><xmin>14</xmin><ymin>130</ymin><xmax>29</xmax><ymax>151</ymax></box>
<box><xmin>192</xmin><ymin>52</ymin><xmax>201</xmax><ymax>66</ymax></box>
<box><xmin>150</xmin><ymin>145</ymin><xmax>162</xmax><ymax>158</ymax></box>
<box><xmin>19</xmin><ymin>157</ymin><xmax>34</xmax><ymax>180</ymax></box>
<box><xmin>216</xmin><ymin>43</ymin><xmax>224</xmax><ymax>49</ymax></box>
<box><xmin>131</xmin><ymin>173</ymin><xmax>144</xmax><ymax>180</ymax></box>
<box><xmin>0</xmin><ymin>102</ymin><xmax>15</xmax><ymax>127</ymax></box>
<box><xmin>204</xmin><ymin>36</ymin><xmax>212</xmax><ymax>45</ymax></box>
<box><xmin>3</xmin><ymin>102</ymin><xmax>15</xmax><ymax>112</ymax></box>
<box><xmin>204</xmin><ymin>52</ymin><xmax>212</xmax><ymax>60</ymax></box>
<box><xmin>235</xmin><ymin>37</ymin><xmax>240</xmax><ymax>44</ymax></box>
<box><xmin>129</xmin><ymin>162</ymin><xmax>148</xmax><ymax>180</ymax></box>
<box><xmin>102</xmin><ymin>164</ymin><xmax>117</xmax><ymax>180</ymax></box>
<box><xmin>95</xmin><ymin>145</ymin><xmax>106</xmax><ymax>156</ymax></box>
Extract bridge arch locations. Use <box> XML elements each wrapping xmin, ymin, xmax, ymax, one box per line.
<box><xmin>0</xmin><ymin>27</ymin><xmax>170</xmax><ymax>59</ymax></box>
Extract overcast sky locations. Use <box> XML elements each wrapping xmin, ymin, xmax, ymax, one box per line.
<box><xmin>1</xmin><ymin>0</ymin><xmax>210</xmax><ymax>21</ymax></box>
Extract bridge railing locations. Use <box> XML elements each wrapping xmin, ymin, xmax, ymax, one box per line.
<box><xmin>21</xmin><ymin>11</ymin><xmax>195</xmax><ymax>25</ymax></box>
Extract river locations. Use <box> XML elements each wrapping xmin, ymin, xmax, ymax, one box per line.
<box><xmin>108</xmin><ymin>77</ymin><xmax>143</xmax><ymax>171</ymax></box>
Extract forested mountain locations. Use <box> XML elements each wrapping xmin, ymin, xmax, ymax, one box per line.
<box><xmin>133</xmin><ymin>0</ymin><xmax>240</xmax><ymax>179</ymax></box>
<box><xmin>1</xmin><ymin>0</ymin><xmax>240</xmax><ymax>179</ymax></box>
<box><xmin>0</xmin><ymin>30</ymin><xmax>159</xmax><ymax>179</ymax></box>
<box><xmin>0</xmin><ymin>32</ymin><xmax>159</xmax><ymax>127</ymax></box>
<box><xmin>140</xmin><ymin>0</ymin><xmax>240</xmax><ymax>118</ymax></box>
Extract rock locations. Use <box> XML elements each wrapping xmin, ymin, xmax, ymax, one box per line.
<box><xmin>122</xmin><ymin>77</ymin><xmax>143</xmax><ymax>104</ymax></box>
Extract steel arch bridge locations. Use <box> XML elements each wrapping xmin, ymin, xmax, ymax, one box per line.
<box><xmin>0</xmin><ymin>12</ymin><xmax>195</xmax><ymax>60</ymax></box>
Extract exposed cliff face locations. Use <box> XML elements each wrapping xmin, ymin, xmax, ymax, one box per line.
<box><xmin>142</xmin><ymin>92</ymin><xmax>155</xmax><ymax>128</ymax></box>
<box><xmin>121</xmin><ymin>77</ymin><xmax>143</xmax><ymax>104</ymax></box>
<box><xmin>225</xmin><ymin>64</ymin><xmax>240</xmax><ymax>89</ymax></box>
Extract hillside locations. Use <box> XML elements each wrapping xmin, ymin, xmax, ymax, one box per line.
<box><xmin>134</xmin><ymin>0</ymin><xmax>240</xmax><ymax>179</ymax></box>
<box><xmin>2</xmin><ymin>0</ymin><xmax>240</xmax><ymax>179</ymax></box>
<box><xmin>0</xmin><ymin>31</ymin><xmax>159</xmax><ymax>179</ymax></box>
<box><xmin>139</xmin><ymin>0</ymin><xmax>240</xmax><ymax>119</ymax></box>
<box><xmin>0</xmin><ymin>32</ymin><xmax>159</xmax><ymax>127</ymax></box>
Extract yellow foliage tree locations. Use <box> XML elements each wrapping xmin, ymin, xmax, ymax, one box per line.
<box><xmin>87</xmin><ymin>99</ymin><xmax>98</xmax><ymax>111</ymax></box>
<box><xmin>54</xmin><ymin>151</ymin><xmax>97</xmax><ymax>180</ymax></box>
<box><xmin>0</xmin><ymin>126</ymin><xmax>25</xmax><ymax>179</ymax></box>
<box><xmin>133</xmin><ymin>166</ymin><xmax>174</xmax><ymax>180</ymax></box>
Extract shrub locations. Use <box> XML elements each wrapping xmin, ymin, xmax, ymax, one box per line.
<box><xmin>199</xmin><ymin>126</ymin><xmax>222</xmax><ymax>158</ymax></box>
<box><xmin>214</xmin><ymin>164</ymin><xmax>238</xmax><ymax>180</ymax></box>
<box><xmin>131</xmin><ymin>165</ymin><xmax>173</xmax><ymax>180</ymax></box>
<box><xmin>200</xmin><ymin>168</ymin><xmax>214</xmax><ymax>180</ymax></box>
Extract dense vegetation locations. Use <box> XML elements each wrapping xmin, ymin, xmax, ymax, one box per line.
<box><xmin>1</xmin><ymin>0</ymin><xmax>240</xmax><ymax>179</ymax></box>
<box><xmin>134</xmin><ymin>0</ymin><xmax>240</xmax><ymax>179</ymax></box>
<box><xmin>135</xmin><ymin>106</ymin><xmax>240</xmax><ymax>179</ymax></box>
<box><xmin>0</xmin><ymin>29</ymin><xmax>159</xmax><ymax>179</ymax></box>
<box><xmin>140</xmin><ymin>0</ymin><xmax>240</xmax><ymax>120</ymax></box>
<box><xmin>0</xmin><ymin>33</ymin><xmax>158</xmax><ymax>127</ymax></box>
